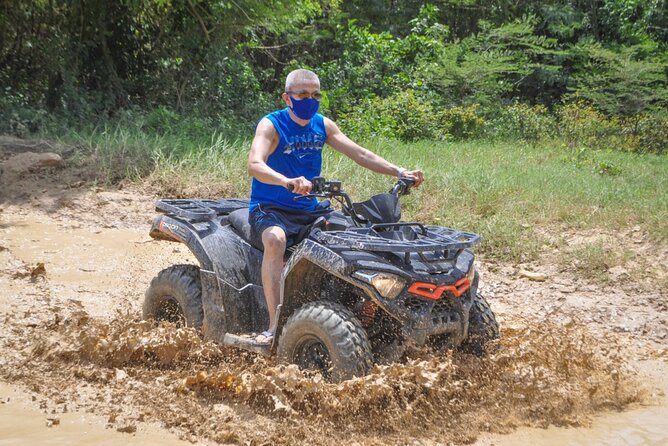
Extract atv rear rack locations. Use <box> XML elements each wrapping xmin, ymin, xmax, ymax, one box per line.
<box><xmin>155</xmin><ymin>198</ymin><xmax>249</xmax><ymax>222</ymax></box>
<box><xmin>310</xmin><ymin>225</ymin><xmax>480</xmax><ymax>254</ymax></box>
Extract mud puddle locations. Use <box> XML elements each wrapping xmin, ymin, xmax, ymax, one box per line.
<box><xmin>477</xmin><ymin>399</ymin><xmax>668</xmax><ymax>446</ymax></box>
<box><xmin>1</xmin><ymin>173</ymin><xmax>667</xmax><ymax>444</ymax></box>
<box><xmin>0</xmin><ymin>305</ymin><xmax>648</xmax><ymax>445</ymax></box>
<box><xmin>0</xmin><ymin>382</ymin><xmax>199</xmax><ymax>446</ymax></box>
<box><xmin>474</xmin><ymin>358</ymin><xmax>668</xmax><ymax>446</ymax></box>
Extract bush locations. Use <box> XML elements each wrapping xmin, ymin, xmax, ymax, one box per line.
<box><xmin>0</xmin><ymin>94</ymin><xmax>49</xmax><ymax>137</ymax></box>
<box><xmin>487</xmin><ymin>102</ymin><xmax>556</xmax><ymax>141</ymax></box>
<box><xmin>339</xmin><ymin>91</ymin><xmax>487</xmax><ymax>142</ymax></box>
<box><xmin>557</xmin><ymin>100</ymin><xmax>666</xmax><ymax>153</ymax></box>
<box><xmin>144</xmin><ymin>107</ymin><xmax>181</xmax><ymax>135</ymax></box>
<box><xmin>635</xmin><ymin>114</ymin><xmax>668</xmax><ymax>154</ymax></box>
<box><xmin>438</xmin><ymin>104</ymin><xmax>486</xmax><ymax>140</ymax></box>
<box><xmin>338</xmin><ymin>90</ymin><xmax>441</xmax><ymax>141</ymax></box>
<box><xmin>557</xmin><ymin>101</ymin><xmax>623</xmax><ymax>149</ymax></box>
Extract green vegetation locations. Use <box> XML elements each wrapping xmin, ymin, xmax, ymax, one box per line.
<box><xmin>2</xmin><ymin>1</ymin><xmax>666</xmax><ymax>152</ymax></box>
<box><xmin>55</xmin><ymin>125</ymin><xmax>667</xmax><ymax>263</ymax></box>
<box><xmin>2</xmin><ymin>1</ymin><xmax>666</xmax><ymax>263</ymax></box>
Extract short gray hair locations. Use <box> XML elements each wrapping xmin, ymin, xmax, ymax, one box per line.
<box><xmin>285</xmin><ymin>69</ymin><xmax>319</xmax><ymax>92</ymax></box>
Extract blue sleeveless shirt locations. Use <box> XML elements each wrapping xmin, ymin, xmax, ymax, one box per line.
<box><xmin>250</xmin><ymin>108</ymin><xmax>327</xmax><ymax>211</ymax></box>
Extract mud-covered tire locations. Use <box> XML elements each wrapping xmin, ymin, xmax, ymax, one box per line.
<box><xmin>143</xmin><ymin>265</ymin><xmax>203</xmax><ymax>329</ymax></box>
<box><xmin>277</xmin><ymin>300</ymin><xmax>373</xmax><ymax>383</ymax></box>
<box><xmin>459</xmin><ymin>293</ymin><xmax>499</xmax><ymax>356</ymax></box>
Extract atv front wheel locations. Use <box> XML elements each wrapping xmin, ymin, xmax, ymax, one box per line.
<box><xmin>143</xmin><ymin>265</ymin><xmax>203</xmax><ymax>328</ymax></box>
<box><xmin>277</xmin><ymin>300</ymin><xmax>373</xmax><ymax>383</ymax></box>
<box><xmin>459</xmin><ymin>292</ymin><xmax>499</xmax><ymax>355</ymax></box>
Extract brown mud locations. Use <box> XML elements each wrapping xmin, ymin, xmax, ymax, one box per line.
<box><xmin>1</xmin><ymin>146</ymin><xmax>667</xmax><ymax>445</ymax></box>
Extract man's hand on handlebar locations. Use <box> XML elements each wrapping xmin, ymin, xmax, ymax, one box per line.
<box><xmin>285</xmin><ymin>176</ymin><xmax>312</xmax><ymax>195</ymax></box>
<box><xmin>401</xmin><ymin>169</ymin><xmax>424</xmax><ymax>188</ymax></box>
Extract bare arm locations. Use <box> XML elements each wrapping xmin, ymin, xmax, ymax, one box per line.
<box><xmin>324</xmin><ymin>118</ymin><xmax>424</xmax><ymax>186</ymax></box>
<box><xmin>247</xmin><ymin>118</ymin><xmax>312</xmax><ymax>194</ymax></box>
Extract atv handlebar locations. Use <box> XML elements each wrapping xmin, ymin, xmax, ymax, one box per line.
<box><xmin>292</xmin><ymin>176</ymin><xmax>414</xmax><ymax>200</ymax></box>
<box><xmin>286</xmin><ymin>178</ymin><xmax>342</xmax><ymax>195</ymax></box>
<box><xmin>391</xmin><ymin>177</ymin><xmax>415</xmax><ymax>196</ymax></box>
<box><xmin>289</xmin><ymin>176</ymin><xmax>416</xmax><ymax>227</ymax></box>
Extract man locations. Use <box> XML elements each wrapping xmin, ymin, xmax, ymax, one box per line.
<box><xmin>247</xmin><ymin>68</ymin><xmax>424</xmax><ymax>344</ymax></box>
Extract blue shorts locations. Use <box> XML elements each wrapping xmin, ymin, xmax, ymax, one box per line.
<box><xmin>249</xmin><ymin>203</ymin><xmax>332</xmax><ymax>248</ymax></box>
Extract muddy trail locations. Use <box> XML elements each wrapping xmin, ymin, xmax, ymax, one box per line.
<box><xmin>1</xmin><ymin>144</ymin><xmax>667</xmax><ymax>445</ymax></box>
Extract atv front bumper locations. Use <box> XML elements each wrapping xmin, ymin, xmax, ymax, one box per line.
<box><xmin>352</xmin><ymin>274</ymin><xmax>478</xmax><ymax>347</ymax></box>
<box><xmin>398</xmin><ymin>286</ymin><xmax>474</xmax><ymax>346</ymax></box>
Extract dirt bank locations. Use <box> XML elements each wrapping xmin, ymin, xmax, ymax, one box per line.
<box><xmin>1</xmin><ymin>145</ymin><xmax>666</xmax><ymax>445</ymax></box>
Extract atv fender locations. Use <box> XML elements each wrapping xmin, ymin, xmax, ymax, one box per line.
<box><xmin>150</xmin><ymin>215</ymin><xmax>213</xmax><ymax>269</ymax></box>
<box><xmin>275</xmin><ymin>239</ymin><xmax>362</xmax><ymax>346</ymax></box>
<box><xmin>150</xmin><ymin>214</ymin><xmax>266</xmax><ymax>341</ymax></box>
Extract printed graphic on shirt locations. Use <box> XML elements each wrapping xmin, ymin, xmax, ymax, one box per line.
<box><xmin>283</xmin><ymin>133</ymin><xmax>325</xmax><ymax>155</ymax></box>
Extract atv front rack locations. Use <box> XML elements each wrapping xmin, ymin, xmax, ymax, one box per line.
<box><xmin>310</xmin><ymin>224</ymin><xmax>480</xmax><ymax>254</ymax></box>
<box><xmin>155</xmin><ymin>198</ymin><xmax>249</xmax><ymax>222</ymax></box>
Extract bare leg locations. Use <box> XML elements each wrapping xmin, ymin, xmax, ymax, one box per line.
<box><xmin>258</xmin><ymin>226</ymin><xmax>286</xmax><ymax>341</ymax></box>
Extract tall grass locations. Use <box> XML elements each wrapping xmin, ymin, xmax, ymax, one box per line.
<box><xmin>52</xmin><ymin>127</ymin><xmax>668</xmax><ymax>263</ymax></box>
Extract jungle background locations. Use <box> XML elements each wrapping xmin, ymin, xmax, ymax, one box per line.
<box><xmin>1</xmin><ymin>0</ymin><xmax>666</xmax><ymax>152</ymax></box>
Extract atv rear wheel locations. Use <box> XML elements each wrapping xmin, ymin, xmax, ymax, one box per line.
<box><xmin>143</xmin><ymin>265</ymin><xmax>203</xmax><ymax>328</ymax></box>
<box><xmin>460</xmin><ymin>292</ymin><xmax>499</xmax><ymax>355</ymax></box>
<box><xmin>277</xmin><ymin>300</ymin><xmax>373</xmax><ymax>383</ymax></box>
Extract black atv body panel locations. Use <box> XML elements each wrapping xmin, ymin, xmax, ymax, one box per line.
<box><xmin>149</xmin><ymin>194</ymin><xmax>481</xmax><ymax>351</ymax></box>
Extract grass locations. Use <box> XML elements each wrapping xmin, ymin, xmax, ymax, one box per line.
<box><xmin>49</xmin><ymin>126</ymin><xmax>668</xmax><ymax>264</ymax></box>
<box><xmin>568</xmin><ymin>242</ymin><xmax>635</xmax><ymax>283</ymax></box>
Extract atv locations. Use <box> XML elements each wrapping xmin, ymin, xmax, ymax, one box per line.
<box><xmin>144</xmin><ymin>177</ymin><xmax>498</xmax><ymax>382</ymax></box>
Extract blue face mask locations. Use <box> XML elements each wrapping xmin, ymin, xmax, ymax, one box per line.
<box><xmin>289</xmin><ymin>97</ymin><xmax>320</xmax><ymax>120</ymax></box>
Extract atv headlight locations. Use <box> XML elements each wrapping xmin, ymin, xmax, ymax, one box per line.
<box><xmin>353</xmin><ymin>270</ymin><xmax>406</xmax><ymax>300</ymax></box>
<box><xmin>466</xmin><ymin>265</ymin><xmax>476</xmax><ymax>284</ymax></box>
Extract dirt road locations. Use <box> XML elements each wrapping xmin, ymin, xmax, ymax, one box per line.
<box><xmin>1</xmin><ymin>148</ymin><xmax>667</xmax><ymax>445</ymax></box>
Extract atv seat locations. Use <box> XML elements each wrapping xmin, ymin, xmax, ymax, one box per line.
<box><xmin>228</xmin><ymin>208</ymin><xmax>265</xmax><ymax>251</ymax></box>
<box><xmin>228</xmin><ymin>208</ymin><xmax>328</xmax><ymax>253</ymax></box>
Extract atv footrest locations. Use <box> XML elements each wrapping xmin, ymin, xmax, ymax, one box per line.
<box><xmin>222</xmin><ymin>333</ymin><xmax>271</xmax><ymax>356</ymax></box>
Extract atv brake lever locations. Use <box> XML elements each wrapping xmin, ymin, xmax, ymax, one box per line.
<box><xmin>287</xmin><ymin>183</ymin><xmax>319</xmax><ymax>198</ymax></box>
<box><xmin>294</xmin><ymin>193</ymin><xmax>327</xmax><ymax>200</ymax></box>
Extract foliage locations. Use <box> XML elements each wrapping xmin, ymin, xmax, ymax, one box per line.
<box><xmin>338</xmin><ymin>91</ymin><xmax>484</xmax><ymax>142</ymax></box>
<box><xmin>486</xmin><ymin>102</ymin><xmax>556</xmax><ymax>141</ymax></box>
<box><xmin>317</xmin><ymin>17</ymin><xmax>445</xmax><ymax>118</ymax></box>
<box><xmin>418</xmin><ymin>16</ymin><xmax>563</xmax><ymax>108</ymax></box>
<box><xmin>0</xmin><ymin>0</ymin><xmax>666</xmax><ymax>155</ymax></box>
<box><xmin>557</xmin><ymin>101</ymin><xmax>667</xmax><ymax>154</ymax></box>
<box><xmin>600</xmin><ymin>0</ymin><xmax>668</xmax><ymax>43</ymax></box>
<box><xmin>634</xmin><ymin>113</ymin><xmax>668</xmax><ymax>154</ymax></box>
<box><xmin>338</xmin><ymin>90</ymin><xmax>441</xmax><ymax>141</ymax></box>
<box><xmin>438</xmin><ymin>105</ymin><xmax>486</xmax><ymax>140</ymax></box>
<box><xmin>557</xmin><ymin>101</ymin><xmax>624</xmax><ymax>150</ymax></box>
<box><xmin>568</xmin><ymin>41</ymin><xmax>668</xmax><ymax>116</ymax></box>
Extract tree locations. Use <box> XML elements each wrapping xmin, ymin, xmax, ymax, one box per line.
<box><xmin>568</xmin><ymin>41</ymin><xmax>668</xmax><ymax>116</ymax></box>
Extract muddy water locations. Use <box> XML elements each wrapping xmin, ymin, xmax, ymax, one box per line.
<box><xmin>479</xmin><ymin>404</ymin><xmax>668</xmax><ymax>446</ymax></box>
<box><xmin>0</xmin><ymin>383</ymin><xmax>200</xmax><ymax>446</ymax></box>
<box><xmin>0</xmin><ymin>214</ymin><xmax>194</xmax><ymax>317</ymax></box>
<box><xmin>1</xmin><ymin>210</ymin><xmax>667</xmax><ymax>445</ymax></box>
<box><xmin>475</xmin><ymin>361</ymin><xmax>668</xmax><ymax>446</ymax></box>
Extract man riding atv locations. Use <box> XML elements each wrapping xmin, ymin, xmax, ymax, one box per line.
<box><xmin>247</xmin><ymin>68</ymin><xmax>424</xmax><ymax>345</ymax></box>
<box><xmin>143</xmin><ymin>69</ymin><xmax>498</xmax><ymax>382</ymax></box>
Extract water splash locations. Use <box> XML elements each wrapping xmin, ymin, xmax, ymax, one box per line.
<box><xmin>6</xmin><ymin>310</ymin><xmax>644</xmax><ymax>445</ymax></box>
